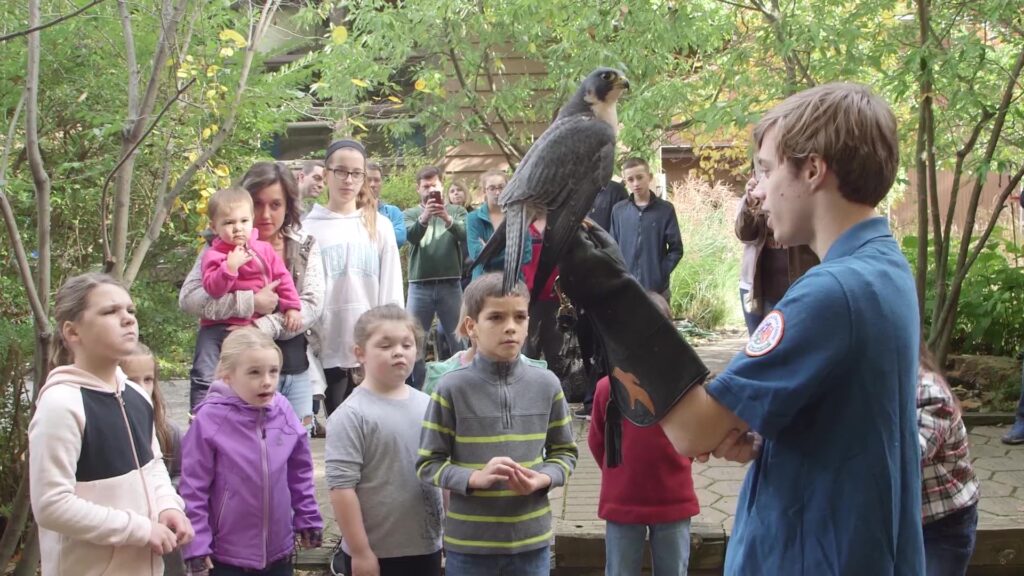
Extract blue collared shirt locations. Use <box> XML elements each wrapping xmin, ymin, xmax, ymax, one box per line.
<box><xmin>378</xmin><ymin>202</ymin><xmax>406</xmax><ymax>247</ymax></box>
<box><xmin>706</xmin><ymin>217</ymin><xmax>924</xmax><ymax>575</ymax></box>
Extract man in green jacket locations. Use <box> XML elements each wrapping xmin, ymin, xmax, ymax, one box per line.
<box><xmin>403</xmin><ymin>165</ymin><xmax>468</xmax><ymax>388</ymax></box>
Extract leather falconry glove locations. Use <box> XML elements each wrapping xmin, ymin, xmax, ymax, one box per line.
<box><xmin>558</xmin><ymin>223</ymin><xmax>709</xmax><ymax>427</ymax></box>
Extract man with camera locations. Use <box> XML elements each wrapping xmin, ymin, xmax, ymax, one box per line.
<box><xmin>403</xmin><ymin>165</ymin><xmax>469</xmax><ymax>388</ymax></box>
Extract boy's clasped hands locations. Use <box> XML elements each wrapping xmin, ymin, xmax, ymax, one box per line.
<box><xmin>468</xmin><ymin>457</ymin><xmax>552</xmax><ymax>495</ymax></box>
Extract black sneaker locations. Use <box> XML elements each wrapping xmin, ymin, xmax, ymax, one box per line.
<box><xmin>311</xmin><ymin>415</ymin><xmax>327</xmax><ymax>438</ymax></box>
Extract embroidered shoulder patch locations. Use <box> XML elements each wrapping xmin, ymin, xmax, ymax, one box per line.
<box><xmin>746</xmin><ymin>310</ymin><xmax>785</xmax><ymax>357</ymax></box>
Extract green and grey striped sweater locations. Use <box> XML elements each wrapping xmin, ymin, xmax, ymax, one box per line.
<box><xmin>416</xmin><ymin>353</ymin><xmax>578</xmax><ymax>555</ymax></box>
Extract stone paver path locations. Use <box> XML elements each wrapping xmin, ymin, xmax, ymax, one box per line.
<box><xmin>164</xmin><ymin>334</ymin><xmax>1024</xmax><ymax>555</ymax></box>
<box><xmin>554</xmin><ymin>336</ymin><xmax>1024</xmax><ymax>538</ymax></box>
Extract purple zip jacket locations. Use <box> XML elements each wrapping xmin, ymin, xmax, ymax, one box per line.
<box><xmin>180</xmin><ymin>381</ymin><xmax>322</xmax><ymax>569</ymax></box>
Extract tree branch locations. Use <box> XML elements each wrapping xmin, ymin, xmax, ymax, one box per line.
<box><xmin>0</xmin><ymin>92</ymin><xmax>47</xmax><ymax>330</ymax></box>
<box><xmin>100</xmin><ymin>78</ymin><xmax>196</xmax><ymax>273</ymax></box>
<box><xmin>932</xmin><ymin>40</ymin><xmax>1024</xmax><ymax>359</ymax></box>
<box><xmin>0</xmin><ymin>0</ymin><xmax>107</xmax><ymax>44</ymax></box>
<box><xmin>123</xmin><ymin>1</ymin><xmax>282</xmax><ymax>282</ymax></box>
<box><xmin>930</xmin><ymin>107</ymin><xmax>993</xmax><ymax>332</ymax></box>
<box><xmin>25</xmin><ymin>0</ymin><xmax>51</xmax><ymax>317</ymax></box>
<box><xmin>714</xmin><ymin>0</ymin><xmax>762</xmax><ymax>11</ymax></box>
<box><xmin>443</xmin><ymin>21</ymin><xmax>522</xmax><ymax>166</ymax></box>
<box><xmin>479</xmin><ymin>40</ymin><xmax>526</xmax><ymax>159</ymax></box>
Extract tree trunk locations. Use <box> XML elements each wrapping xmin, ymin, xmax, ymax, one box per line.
<box><xmin>930</xmin><ymin>42</ymin><xmax>1024</xmax><ymax>365</ymax></box>
<box><xmin>12</xmin><ymin>527</ymin><xmax>39</xmax><ymax>576</ymax></box>
<box><xmin>106</xmin><ymin>0</ymin><xmax>190</xmax><ymax>279</ymax></box>
<box><xmin>26</xmin><ymin>0</ymin><xmax>51</xmax><ymax>314</ymax></box>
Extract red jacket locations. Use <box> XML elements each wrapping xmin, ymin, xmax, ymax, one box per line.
<box><xmin>588</xmin><ymin>376</ymin><xmax>700</xmax><ymax>524</ymax></box>
<box><xmin>521</xmin><ymin>223</ymin><xmax>558</xmax><ymax>301</ymax></box>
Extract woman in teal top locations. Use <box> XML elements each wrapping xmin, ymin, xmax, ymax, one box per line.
<box><xmin>466</xmin><ymin>170</ymin><xmax>531</xmax><ymax>279</ymax></box>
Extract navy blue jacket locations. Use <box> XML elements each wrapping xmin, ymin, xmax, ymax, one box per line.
<box><xmin>610</xmin><ymin>193</ymin><xmax>683</xmax><ymax>293</ymax></box>
<box><xmin>588</xmin><ymin>181</ymin><xmax>628</xmax><ymax>232</ymax></box>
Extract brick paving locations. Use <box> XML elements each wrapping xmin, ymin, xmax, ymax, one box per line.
<box><xmin>553</xmin><ymin>336</ymin><xmax>1024</xmax><ymax>539</ymax></box>
<box><xmin>164</xmin><ymin>334</ymin><xmax>1024</xmax><ymax>562</ymax></box>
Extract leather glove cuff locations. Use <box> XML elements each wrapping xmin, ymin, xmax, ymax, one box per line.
<box><xmin>560</xmin><ymin>225</ymin><xmax>708</xmax><ymax>425</ymax></box>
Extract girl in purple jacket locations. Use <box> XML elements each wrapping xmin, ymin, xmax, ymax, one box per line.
<box><xmin>180</xmin><ymin>328</ymin><xmax>322</xmax><ymax>576</ymax></box>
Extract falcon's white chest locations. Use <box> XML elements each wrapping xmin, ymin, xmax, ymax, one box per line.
<box><xmin>584</xmin><ymin>93</ymin><xmax>619</xmax><ymax>136</ymax></box>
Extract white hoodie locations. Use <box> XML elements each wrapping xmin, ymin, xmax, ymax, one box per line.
<box><xmin>303</xmin><ymin>204</ymin><xmax>404</xmax><ymax>368</ymax></box>
<box><xmin>29</xmin><ymin>365</ymin><xmax>183</xmax><ymax>576</ymax></box>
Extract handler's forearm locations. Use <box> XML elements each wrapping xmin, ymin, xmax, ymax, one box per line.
<box><xmin>660</xmin><ymin>385</ymin><xmax>748</xmax><ymax>457</ymax></box>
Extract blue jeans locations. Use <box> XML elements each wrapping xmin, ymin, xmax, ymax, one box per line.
<box><xmin>189</xmin><ymin>324</ymin><xmax>230</xmax><ymax>411</ymax></box>
<box><xmin>445</xmin><ymin>546</ymin><xmax>549</xmax><ymax>576</ymax></box>
<box><xmin>605</xmin><ymin>520</ymin><xmax>691</xmax><ymax>576</ymax></box>
<box><xmin>406</xmin><ymin>279</ymin><xmax>465</xmax><ymax>388</ymax></box>
<box><xmin>923</xmin><ymin>504</ymin><xmax>977</xmax><ymax>576</ymax></box>
<box><xmin>739</xmin><ymin>288</ymin><xmax>778</xmax><ymax>337</ymax></box>
<box><xmin>278</xmin><ymin>371</ymin><xmax>312</xmax><ymax>429</ymax></box>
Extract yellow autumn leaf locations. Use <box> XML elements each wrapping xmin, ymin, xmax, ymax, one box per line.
<box><xmin>206</xmin><ymin>65</ymin><xmax>220</xmax><ymax>77</ymax></box>
<box><xmin>331</xmin><ymin>26</ymin><xmax>348</xmax><ymax>45</ymax></box>
<box><xmin>176</xmin><ymin>68</ymin><xmax>189</xmax><ymax>79</ymax></box>
<box><xmin>219</xmin><ymin>46</ymin><xmax>235</xmax><ymax>58</ymax></box>
<box><xmin>213</xmin><ymin>164</ymin><xmax>230</xmax><ymax>177</ymax></box>
<box><xmin>201</xmin><ymin>127</ymin><xmax>212</xmax><ymax>140</ymax></box>
<box><xmin>387</xmin><ymin>96</ymin><xmax>401</xmax><ymax>103</ymax></box>
<box><xmin>201</xmin><ymin>187</ymin><xmax>217</xmax><ymax>198</ymax></box>
<box><xmin>206</xmin><ymin>89</ymin><xmax>218</xmax><ymax>101</ymax></box>
<box><xmin>219</xmin><ymin>29</ymin><xmax>248</xmax><ymax>48</ymax></box>
<box><xmin>350</xmin><ymin>118</ymin><xmax>367</xmax><ymax>131</ymax></box>
<box><xmin>350</xmin><ymin>78</ymin><xmax>369</xmax><ymax>88</ymax></box>
<box><xmin>414</xmin><ymin>79</ymin><xmax>427</xmax><ymax>91</ymax></box>
<box><xmin>186</xmin><ymin>151</ymin><xmax>199</xmax><ymax>163</ymax></box>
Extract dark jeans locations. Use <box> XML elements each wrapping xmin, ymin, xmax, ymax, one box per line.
<box><xmin>445</xmin><ymin>546</ymin><xmax>549</xmax><ymax>576</ymax></box>
<box><xmin>740</xmin><ymin>288</ymin><xmax>778</xmax><ymax>336</ymax></box>
<box><xmin>323</xmin><ymin>366</ymin><xmax>360</xmax><ymax>416</ymax></box>
<box><xmin>1014</xmin><ymin>360</ymin><xmax>1024</xmax><ymax>423</ymax></box>
<box><xmin>578</xmin><ymin>312</ymin><xmax>605</xmax><ymax>410</ymax></box>
<box><xmin>406</xmin><ymin>279</ymin><xmax>465</xmax><ymax>388</ymax></box>
<box><xmin>189</xmin><ymin>324</ymin><xmax>230</xmax><ymax>411</ymax></box>
<box><xmin>336</xmin><ymin>550</ymin><xmax>442</xmax><ymax>576</ymax></box>
<box><xmin>525</xmin><ymin>299</ymin><xmax>564</xmax><ymax>375</ymax></box>
<box><xmin>923</xmin><ymin>503</ymin><xmax>978</xmax><ymax>576</ymax></box>
<box><xmin>162</xmin><ymin>549</ymin><xmax>185</xmax><ymax>576</ymax></box>
<box><xmin>210</xmin><ymin>557</ymin><xmax>292</xmax><ymax>576</ymax></box>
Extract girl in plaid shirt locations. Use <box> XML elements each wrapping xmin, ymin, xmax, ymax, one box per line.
<box><xmin>918</xmin><ymin>347</ymin><xmax>980</xmax><ymax>576</ymax></box>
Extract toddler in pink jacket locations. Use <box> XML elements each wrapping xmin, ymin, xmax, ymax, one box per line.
<box><xmin>189</xmin><ymin>187</ymin><xmax>301</xmax><ymax>410</ymax></box>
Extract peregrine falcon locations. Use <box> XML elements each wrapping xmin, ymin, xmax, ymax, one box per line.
<box><xmin>470</xmin><ymin>67</ymin><xmax>629</xmax><ymax>296</ymax></box>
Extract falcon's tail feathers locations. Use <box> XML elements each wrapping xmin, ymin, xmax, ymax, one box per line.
<box><xmin>503</xmin><ymin>206</ymin><xmax>527</xmax><ymax>295</ymax></box>
<box><xmin>467</xmin><ymin>220</ymin><xmax>507</xmax><ymax>278</ymax></box>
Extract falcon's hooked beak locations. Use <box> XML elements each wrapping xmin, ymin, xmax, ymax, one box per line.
<box><xmin>606</xmin><ymin>75</ymin><xmax>630</xmax><ymax>104</ymax></box>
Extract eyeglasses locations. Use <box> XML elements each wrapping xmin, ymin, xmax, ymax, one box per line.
<box><xmin>327</xmin><ymin>167</ymin><xmax>365</xmax><ymax>181</ymax></box>
<box><xmin>485</xmin><ymin>184</ymin><xmax>506</xmax><ymax>193</ymax></box>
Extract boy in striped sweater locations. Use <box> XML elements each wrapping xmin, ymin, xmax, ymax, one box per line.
<box><xmin>416</xmin><ymin>272</ymin><xmax>577</xmax><ymax>575</ymax></box>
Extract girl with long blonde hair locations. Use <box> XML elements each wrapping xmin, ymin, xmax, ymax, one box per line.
<box><xmin>301</xmin><ymin>139</ymin><xmax>404</xmax><ymax>415</ymax></box>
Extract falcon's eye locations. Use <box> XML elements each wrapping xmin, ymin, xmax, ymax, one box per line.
<box><xmin>601</xmin><ymin>72</ymin><xmax>613</xmax><ymax>81</ymax></box>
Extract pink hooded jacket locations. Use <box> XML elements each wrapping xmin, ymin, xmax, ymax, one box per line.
<box><xmin>29</xmin><ymin>366</ymin><xmax>183</xmax><ymax>576</ymax></box>
<box><xmin>200</xmin><ymin>229</ymin><xmax>301</xmax><ymax>327</ymax></box>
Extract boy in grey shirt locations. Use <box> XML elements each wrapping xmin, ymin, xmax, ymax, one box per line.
<box><xmin>416</xmin><ymin>273</ymin><xmax>578</xmax><ymax>575</ymax></box>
